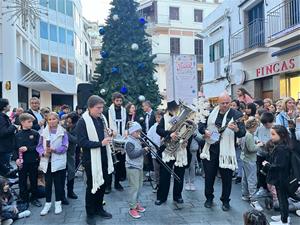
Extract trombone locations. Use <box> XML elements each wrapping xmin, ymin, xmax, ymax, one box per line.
<box><xmin>138</xmin><ymin>131</ymin><xmax>181</xmax><ymax>183</ymax></box>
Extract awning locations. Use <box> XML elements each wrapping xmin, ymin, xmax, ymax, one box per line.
<box><xmin>271</xmin><ymin>43</ymin><xmax>300</xmax><ymax>57</ymax></box>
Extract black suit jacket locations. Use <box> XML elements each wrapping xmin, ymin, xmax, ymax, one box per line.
<box><xmin>142</xmin><ymin>110</ymin><xmax>156</xmax><ymax>133</ymax></box>
<box><xmin>26</xmin><ymin>109</ymin><xmax>44</xmax><ymax>131</ymax></box>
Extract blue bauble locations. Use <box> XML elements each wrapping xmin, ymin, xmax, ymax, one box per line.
<box><xmin>100</xmin><ymin>51</ymin><xmax>109</xmax><ymax>58</ymax></box>
<box><xmin>139</xmin><ymin>17</ymin><xmax>147</xmax><ymax>25</ymax></box>
<box><xmin>111</xmin><ymin>67</ymin><xmax>119</xmax><ymax>74</ymax></box>
<box><xmin>120</xmin><ymin>85</ymin><xmax>128</xmax><ymax>94</ymax></box>
<box><xmin>99</xmin><ymin>27</ymin><xmax>105</xmax><ymax>35</ymax></box>
<box><xmin>138</xmin><ymin>62</ymin><xmax>145</xmax><ymax>70</ymax></box>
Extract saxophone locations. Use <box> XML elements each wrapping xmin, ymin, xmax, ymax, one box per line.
<box><xmin>161</xmin><ymin>101</ymin><xmax>198</xmax><ymax>155</ymax></box>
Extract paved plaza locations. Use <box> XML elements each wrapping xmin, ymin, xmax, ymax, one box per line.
<box><xmin>14</xmin><ymin>173</ymin><xmax>298</xmax><ymax>225</ymax></box>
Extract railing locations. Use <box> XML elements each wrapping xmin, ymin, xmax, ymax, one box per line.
<box><xmin>267</xmin><ymin>0</ymin><xmax>300</xmax><ymax>41</ymax></box>
<box><xmin>231</xmin><ymin>18</ymin><xmax>266</xmax><ymax>57</ymax></box>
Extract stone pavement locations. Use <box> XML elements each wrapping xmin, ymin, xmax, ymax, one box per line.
<box><xmin>14</xmin><ymin>173</ymin><xmax>299</xmax><ymax>225</ymax></box>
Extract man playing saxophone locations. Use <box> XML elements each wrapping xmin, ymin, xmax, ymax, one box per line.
<box><xmin>155</xmin><ymin>100</ymin><xmax>191</xmax><ymax>207</ymax></box>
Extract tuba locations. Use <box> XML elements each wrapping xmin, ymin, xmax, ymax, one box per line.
<box><xmin>161</xmin><ymin>101</ymin><xmax>198</xmax><ymax>155</ymax></box>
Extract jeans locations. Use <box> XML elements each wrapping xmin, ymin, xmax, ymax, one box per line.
<box><xmin>235</xmin><ymin>147</ymin><xmax>243</xmax><ymax>178</ymax></box>
<box><xmin>185</xmin><ymin>151</ymin><xmax>197</xmax><ymax>184</ymax></box>
<box><xmin>242</xmin><ymin>160</ymin><xmax>257</xmax><ymax>201</ymax></box>
<box><xmin>126</xmin><ymin>167</ymin><xmax>143</xmax><ymax>209</ymax></box>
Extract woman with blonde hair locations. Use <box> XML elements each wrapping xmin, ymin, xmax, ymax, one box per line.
<box><xmin>275</xmin><ymin>97</ymin><xmax>296</xmax><ymax>128</ymax></box>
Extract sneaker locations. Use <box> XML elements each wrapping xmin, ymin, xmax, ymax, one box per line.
<box><xmin>270</xmin><ymin>221</ymin><xmax>290</xmax><ymax>225</ymax></box>
<box><xmin>271</xmin><ymin>215</ymin><xmax>291</xmax><ymax>223</ymax></box>
<box><xmin>190</xmin><ymin>183</ymin><xmax>196</xmax><ymax>191</ymax></box>
<box><xmin>204</xmin><ymin>200</ymin><xmax>213</xmax><ymax>208</ymax></box>
<box><xmin>18</xmin><ymin>210</ymin><xmax>31</xmax><ymax>218</ymax></box>
<box><xmin>129</xmin><ymin>209</ymin><xmax>141</xmax><ymax>219</ymax></box>
<box><xmin>222</xmin><ymin>202</ymin><xmax>230</xmax><ymax>211</ymax></box>
<box><xmin>250</xmin><ymin>201</ymin><xmax>263</xmax><ymax>212</ymax></box>
<box><xmin>54</xmin><ymin>201</ymin><xmax>62</xmax><ymax>214</ymax></box>
<box><xmin>114</xmin><ymin>183</ymin><xmax>124</xmax><ymax>191</ymax></box>
<box><xmin>185</xmin><ymin>183</ymin><xmax>191</xmax><ymax>191</ymax></box>
<box><xmin>242</xmin><ymin>196</ymin><xmax>250</xmax><ymax>201</ymax></box>
<box><xmin>136</xmin><ymin>203</ymin><xmax>146</xmax><ymax>213</ymax></box>
<box><xmin>296</xmin><ymin>210</ymin><xmax>300</xmax><ymax>216</ymax></box>
<box><xmin>40</xmin><ymin>202</ymin><xmax>52</xmax><ymax>216</ymax></box>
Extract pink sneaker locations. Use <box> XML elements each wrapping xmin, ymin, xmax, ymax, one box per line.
<box><xmin>136</xmin><ymin>203</ymin><xmax>146</xmax><ymax>213</ymax></box>
<box><xmin>129</xmin><ymin>209</ymin><xmax>141</xmax><ymax>219</ymax></box>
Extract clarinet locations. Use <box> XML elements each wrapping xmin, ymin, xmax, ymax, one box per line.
<box><xmin>101</xmin><ymin>114</ymin><xmax>119</xmax><ymax>164</ymax></box>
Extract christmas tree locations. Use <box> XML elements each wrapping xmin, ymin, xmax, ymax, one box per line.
<box><xmin>92</xmin><ymin>0</ymin><xmax>161</xmax><ymax>111</ymax></box>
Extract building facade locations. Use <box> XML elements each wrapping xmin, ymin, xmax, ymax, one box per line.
<box><xmin>0</xmin><ymin>0</ymin><xmax>93</xmax><ymax>110</ymax></box>
<box><xmin>137</xmin><ymin>0</ymin><xmax>221</xmax><ymax>101</ymax></box>
<box><xmin>203</xmin><ymin>0</ymin><xmax>300</xmax><ymax>101</ymax></box>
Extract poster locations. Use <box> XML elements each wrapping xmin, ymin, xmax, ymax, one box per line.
<box><xmin>166</xmin><ymin>54</ymin><xmax>197</xmax><ymax>104</ymax></box>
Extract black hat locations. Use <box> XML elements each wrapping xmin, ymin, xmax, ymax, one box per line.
<box><xmin>167</xmin><ymin>100</ymin><xmax>179</xmax><ymax>111</ymax></box>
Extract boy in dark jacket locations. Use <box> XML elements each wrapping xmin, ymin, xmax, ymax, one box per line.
<box><xmin>14</xmin><ymin>113</ymin><xmax>41</xmax><ymax>208</ymax></box>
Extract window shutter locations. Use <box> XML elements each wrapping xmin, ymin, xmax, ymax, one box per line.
<box><xmin>209</xmin><ymin>45</ymin><xmax>214</xmax><ymax>62</ymax></box>
<box><xmin>220</xmin><ymin>39</ymin><xmax>224</xmax><ymax>58</ymax></box>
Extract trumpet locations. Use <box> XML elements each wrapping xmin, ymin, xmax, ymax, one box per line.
<box><xmin>138</xmin><ymin>131</ymin><xmax>181</xmax><ymax>182</ymax></box>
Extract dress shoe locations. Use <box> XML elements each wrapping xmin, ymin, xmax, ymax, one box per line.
<box><xmin>61</xmin><ymin>198</ymin><xmax>69</xmax><ymax>205</ymax></box>
<box><xmin>154</xmin><ymin>200</ymin><xmax>165</xmax><ymax>205</ymax></box>
<box><xmin>68</xmin><ymin>192</ymin><xmax>78</xmax><ymax>199</ymax></box>
<box><xmin>204</xmin><ymin>200</ymin><xmax>213</xmax><ymax>208</ymax></box>
<box><xmin>105</xmin><ymin>186</ymin><xmax>111</xmax><ymax>194</ymax></box>
<box><xmin>235</xmin><ymin>177</ymin><xmax>242</xmax><ymax>184</ymax></box>
<box><xmin>174</xmin><ymin>198</ymin><xmax>184</xmax><ymax>204</ymax></box>
<box><xmin>114</xmin><ymin>183</ymin><xmax>124</xmax><ymax>191</ymax></box>
<box><xmin>86</xmin><ymin>215</ymin><xmax>96</xmax><ymax>225</ymax></box>
<box><xmin>31</xmin><ymin>199</ymin><xmax>42</xmax><ymax>207</ymax></box>
<box><xmin>97</xmin><ymin>209</ymin><xmax>112</xmax><ymax>219</ymax></box>
<box><xmin>222</xmin><ymin>202</ymin><xmax>230</xmax><ymax>211</ymax></box>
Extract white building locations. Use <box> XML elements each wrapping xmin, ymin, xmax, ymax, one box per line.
<box><xmin>203</xmin><ymin>0</ymin><xmax>300</xmax><ymax>102</ymax></box>
<box><xmin>137</xmin><ymin>0</ymin><xmax>221</xmax><ymax>100</ymax></box>
<box><xmin>0</xmin><ymin>0</ymin><xmax>92</xmax><ymax>110</ymax></box>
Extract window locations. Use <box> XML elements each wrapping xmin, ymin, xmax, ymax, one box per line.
<box><xmin>41</xmin><ymin>54</ymin><xmax>49</xmax><ymax>71</ymax></box>
<box><xmin>85</xmin><ymin>42</ymin><xmax>88</xmax><ymax>56</ymax></box>
<box><xmin>40</xmin><ymin>0</ymin><xmax>47</xmax><ymax>7</ymax></box>
<box><xmin>66</xmin><ymin>0</ymin><xmax>73</xmax><ymax>17</ymax></box>
<box><xmin>85</xmin><ymin>64</ymin><xmax>88</xmax><ymax>81</ymax></box>
<box><xmin>170</xmin><ymin>38</ymin><xmax>180</xmax><ymax>54</ymax></box>
<box><xmin>67</xmin><ymin>30</ymin><xmax>74</xmax><ymax>46</ymax></box>
<box><xmin>68</xmin><ymin>60</ymin><xmax>74</xmax><ymax>75</ymax></box>
<box><xmin>169</xmin><ymin>7</ymin><xmax>179</xmax><ymax>20</ymax></box>
<box><xmin>50</xmin><ymin>24</ymin><xmax>57</xmax><ymax>42</ymax></box>
<box><xmin>194</xmin><ymin>9</ymin><xmax>203</xmax><ymax>22</ymax></box>
<box><xmin>51</xmin><ymin>56</ymin><xmax>58</xmax><ymax>72</ymax></box>
<box><xmin>49</xmin><ymin>0</ymin><xmax>56</xmax><ymax>10</ymax></box>
<box><xmin>195</xmin><ymin>39</ymin><xmax>203</xmax><ymax>63</ymax></box>
<box><xmin>58</xmin><ymin>0</ymin><xmax>65</xmax><ymax>14</ymax></box>
<box><xmin>60</xmin><ymin>58</ymin><xmax>66</xmax><ymax>74</ymax></box>
<box><xmin>40</xmin><ymin>21</ymin><xmax>48</xmax><ymax>39</ymax></box>
<box><xmin>58</xmin><ymin>27</ymin><xmax>66</xmax><ymax>43</ymax></box>
<box><xmin>209</xmin><ymin>39</ymin><xmax>224</xmax><ymax>62</ymax></box>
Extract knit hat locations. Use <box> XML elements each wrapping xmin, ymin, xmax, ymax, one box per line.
<box><xmin>128</xmin><ymin>122</ymin><xmax>142</xmax><ymax>134</ymax></box>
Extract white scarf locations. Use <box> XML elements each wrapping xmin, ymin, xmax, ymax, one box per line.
<box><xmin>108</xmin><ymin>104</ymin><xmax>127</xmax><ymax>136</ymax></box>
<box><xmin>82</xmin><ymin>111</ymin><xmax>114</xmax><ymax>194</ymax></box>
<box><xmin>162</xmin><ymin>113</ymin><xmax>188</xmax><ymax>167</ymax></box>
<box><xmin>200</xmin><ymin>106</ymin><xmax>237</xmax><ymax>171</ymax></box>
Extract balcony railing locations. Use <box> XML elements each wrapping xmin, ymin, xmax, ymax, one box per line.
<box><xmin>231</xmin><ymin>18</ymin><xmax>266</xmax><ymax>57</ymax></box>
<box><xmin>267</xmin><ymin>0</ymin><xmax>300</xmax><ymax>41</ymax></box>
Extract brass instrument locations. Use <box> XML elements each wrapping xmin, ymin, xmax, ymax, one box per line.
<box><xmin>161</xmin><ymin>101</ymin><xmax>197</xmax><ymax>155</ymax></box>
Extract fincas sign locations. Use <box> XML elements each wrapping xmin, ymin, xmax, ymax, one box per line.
<box><xmin>256</xmin><ymin>58</ymin><xmax>296</xmax><ymax>77</ymax></box>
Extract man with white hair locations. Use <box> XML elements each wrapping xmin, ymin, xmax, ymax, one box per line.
<box><xmin>200</xmin><ymin>92</ymin><xmax>246</xmax><ymax>211</ymax></box>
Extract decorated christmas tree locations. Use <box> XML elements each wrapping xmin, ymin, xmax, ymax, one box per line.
<box><xmin>92</xmin><ymin>0</ymin><xmax>161</xmax><ymax>110</ymax></box>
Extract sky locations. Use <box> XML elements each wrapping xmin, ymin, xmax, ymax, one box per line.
<box><xmin>82</xmin><ymin>0</ymin><xmax>112</xmax><ymax>24</ymax></box>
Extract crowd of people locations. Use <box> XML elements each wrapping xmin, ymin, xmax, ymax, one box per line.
<box><xmin>0</xmin><ymin>88</ymin><xmax>299</xmax><ymax>225</ymax></box>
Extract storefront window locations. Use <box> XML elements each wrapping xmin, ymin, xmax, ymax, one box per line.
<box><xmin>51</xmin><ymin>56</ymin><xmax>58</xmax><ymax>73</ymax></box>
<box><xmin>280</xmin><ymin>74</ymin><xmax>300</xmax><ymax>100</ymax></box>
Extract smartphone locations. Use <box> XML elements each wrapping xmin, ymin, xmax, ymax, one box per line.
<box><xmin>46</xmin><ymin>140</ymin><xmax>50</xmax><ymax>148</ymax></box>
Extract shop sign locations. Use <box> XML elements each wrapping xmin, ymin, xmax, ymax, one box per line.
<box><xmin>256</xmin><ymin>58</ymin><xmax>296</xmax><ymax>77</ymax></box>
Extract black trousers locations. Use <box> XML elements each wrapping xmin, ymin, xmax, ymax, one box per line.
<box><xmin>45</xmin><ymin>163</ymin><xmax>64</xmax><ymax>202</ymax></box>
<box><xmin>85</xmin><ymin>161</ymin><xmax>108</xmax><ymax>216</ymax></box>
<box><xmin>157</xmin><ymin>160</ymin><xmax>185</xmax><ymax>202</ymax></box>
<box><xmin>61</xmin><ymin>167</ymin><xmax>76</xmax><ymax>199</ymax></box>
<box><xmin>256</xmin><ymin>155</ymin><xmax>268</xmax><ymax>189</ymax></box>
<box><xmin>275</xmin><ymin>184</ymin><xmax>289</xmax><ymax>223</ymax></box>
<box><xmin>203</xmin><ymin>151</ymin><xmax>233</xmax><ymax>204</ymax></box>
<box><xmin>107</xmin><ymin>153</ymin><xmax>125</xmax><ymax>187</ymax></box>
<box><xmin>18</xmin><ymin>162</ymin><xmax>39</xmax><ymax>202</ymax></box>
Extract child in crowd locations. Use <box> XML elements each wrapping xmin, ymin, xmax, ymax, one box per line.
<box><xmin>241</xmin><ymin>117</ymin><xmax>263</xmax><ymax>212</ymax></box>
<box><xmin>37</xmin><ymin>112</ymin><xmax>68</xmax><ymax>216</ymax></box>
<box><xmin>263</xmin><ymin>125</ymin><xmax>291</xmax><ymax>225</ymax></box>
<box><xmin>185</xmin><ymin>129</ymin><xmax>202</xmax><ymax>191</ymax></box>
<box><xmin>147</xmin><ymin>110</ymin><xmax>163</xmax><ymax>192</ymax></box>
<box><xmin>0</xmin><ymin>177</ymin><xmax>31</xmax><ymax>221</ymax></box>
<box><xmin>14</xmin><ymin>113</ymin><xmax>42</xmax><ymax>208</ymax></box>
<box><xmin>125</xmin><ymin>122</ymin><xmax>146</xmax><ymax>219</ymax></box>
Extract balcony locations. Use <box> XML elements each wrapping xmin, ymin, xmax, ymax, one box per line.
<box><xmin>267</xmin><ymin>0</ymin><xmax>300</xmax><ymax>47</ymax></box>
<box><xmin>231</xmin><ymin>18</ymin><xmax>268</xmax><ymax>62</ymax></box>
